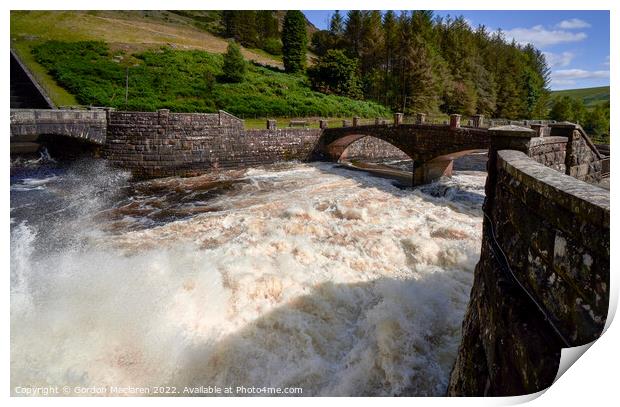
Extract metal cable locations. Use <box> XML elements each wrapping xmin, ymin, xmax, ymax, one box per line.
<box><xmin>482</xmin><ymin>209</ymin><xmax>572</xmax><ymax>348</ymax></box>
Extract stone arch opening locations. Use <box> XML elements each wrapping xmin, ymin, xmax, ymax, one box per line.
<box><xmin>32</xmin><ymin>134</ymin><xmax>103</xmax><ymax>160</ymax></box>
<box><xmin>324</xmin><ymin>133</ymin><xmax>414</xmax><ymax>163</ymax></box>
<box><xmin>338</xmin><ymin>135</ymin><xmax>412</xmax><ymax>163</ymax></box>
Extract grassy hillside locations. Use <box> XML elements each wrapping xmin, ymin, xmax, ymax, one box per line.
<box><xmin>10</xmin><ymin>10</ymin><xmax>285</xmax><ymax>106</ymax></box>
<box><xmin>11</xmin><ymin>11</ymin><xmax>365</xmax><ymax>118</ymax></box>
<box><xmin>551</xmin><ymin>86</ymin><xmax>610</xmax><ymax>108</ymax></box>
<box><xmin>31</xmin><ymin>41</ymin><xmax>390</xmax><ymax>118</ymax></box>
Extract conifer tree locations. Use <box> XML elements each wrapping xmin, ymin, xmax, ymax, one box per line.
<box><xmin>282</xmin><ymin>10</ymin><xmax>307</xmax><ymax>73</ymax></box>
<box><xmin>222</xmin><ymin>41</ymin><xmax>246</xmax><ymax>83</ymax></box>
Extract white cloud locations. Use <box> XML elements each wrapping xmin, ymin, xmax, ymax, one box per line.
<box><xmin>504</xmin><ymin>25</ymin><xmax>587</xmax><ymax>47</ymax></box>
<box><xmin>552</xmin><ymin>79</ymin><xmax>577</xmax><ymax>87</ymax></box>
<box><xmin>543</xmin><ymin>51</ymin><xmax>575</xmax><ymax>67</ymax></box>
<box><xmin>603</xmin><ymin>55</ymin><xmax>610</xmax><ymax>67</ymax></box>
<box><xmin>553</xmin><ymin>69</ymin><xmax>609</xmax><ymax>80</ymax></box>
<box><xmin>555</xmin><ymin>18</ymin><xmax>591</xmax><ymax>29</ymax></box>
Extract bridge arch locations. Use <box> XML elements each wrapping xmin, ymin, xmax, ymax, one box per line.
<box><xmin>318</xmin><ymin>124</ymin><xmax>491</xmax><ymax>184</ymax></box>
<box><xmin>327</xmin><ymin>133</ymin><xmax>412</xmax><ymax>163</ymax></box>
<box><xmin>10</xmin><ymin>109</ymin><xmax>108</xmax><ymax>157</ymax></box>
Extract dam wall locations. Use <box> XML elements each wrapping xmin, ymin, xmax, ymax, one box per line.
<box><xmin>447</xmin><ymin>126</ymin><xmax>610</xmax><ymax>396</ymax></box>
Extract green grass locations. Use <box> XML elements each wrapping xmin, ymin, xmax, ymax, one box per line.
<box><xmin>31</xmin><ymin>41</ymin><xmax>391</xmax><ymax>118</ymax></box>
<box><xmin>10</xmin><ymin>10</ymin><xmax>288</xmax><ymax>107</ymax></box>
<box><xmin>551</xmin><ymin>86</ymin><xmax>610</xmax><ymax>108</ymax></box>
<box><xmin>12</xmin><ymin>43</ymin><xmax>78</xmax><ymax>106</ymax></box>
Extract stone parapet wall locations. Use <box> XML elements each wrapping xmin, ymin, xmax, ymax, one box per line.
<box><xmin>550</xmin><ymin>123</ymin><xmax>603</xmax><ymax>183</ymax></box>
<box><xmin>448</xmin><ymin>147</ymin><xmax>610</xmax><ymax>396</ymax></box>
<box><xmin>527</xmin><ymin>136</ymin><xmax>568</xmax><ymax>173</ymax></box>
<box><xmin>104</xmin><ymin>111</ymin><xmax>323</xmax><ymax>178</ymax></box>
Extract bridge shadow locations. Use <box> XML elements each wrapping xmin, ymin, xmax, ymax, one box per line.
<box><xmin>171</xmin><ymin>271</ymin><xmax>474</xmax><ymax>396</ymax></box>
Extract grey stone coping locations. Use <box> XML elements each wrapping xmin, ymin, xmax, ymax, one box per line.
<box><xmin>497</xmin><ymin>150</ymin><xmax>610</xmax><ymax>228</ymax></box>
<box><xmin>489</xmin><ymin>125</ymin><xmax>536</xmax><ymax>138</ymax></box>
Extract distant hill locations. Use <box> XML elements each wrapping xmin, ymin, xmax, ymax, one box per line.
<box><xmin>551</xmin><ymin>86</ymin><xmax>610</xmax><ymax>108</ymax></box>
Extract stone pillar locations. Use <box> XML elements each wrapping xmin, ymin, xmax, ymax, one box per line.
<box><xmin>342</xmin><ymin>120</ymin><xmax>351</xmax><ymax>127</ymax></box>
<box><xmin>157</xmin><ymin>109</ymin><xmax>170</xmax><ymax>126</ymax></box>
<box><xmin>319</xmin><ymin>119</ymin><xmax>328</xmax><ymax>129</ymax></box>
<box><xmin>549</xmin><ymin>121</ymin><xmax>578</xmax><ymax>138</ymax></box>
<box><xmin>416</xmin><ymin>112</ymin><xmax>426</xmax><ymax>124</ymax></box>
<box><xmin>529</xmin><ymin>123</ymin><xmax>545</xmax><ymax>137</ymax></box>
<box><xmin>353</xmin><ymin>116</ymin><xmax>360</xmax><ymax>127</ymax></box>
<box><xmin>266</xmin><ymin>119</ymin><xmax>277</xmax><ymax>130</ymax></box>
<box><xmin>104</xmin><ymin>107</ymin><xmax>116</xmax><ymax>123</ymax></box>
<box><xmin>472</xmin><ymin>114</ymin><xmax>484</xmax><ymax>128</ymax></box>
<box><xmin>449</xmin><ymin>114</ymin><xmax>461</xmax><ymax>129</ymax></box>
<box><xmin>486</xmin><ymin>125</ymin><xmax>537</xmax><ymax>205</ymax></box>
<box><xmin>394</xmin><ymin>112</ymin><xmax>403</xmax><ymax>126</ymax></box>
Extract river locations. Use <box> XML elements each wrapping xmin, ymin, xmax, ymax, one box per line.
<box><xmin>10</xmin><ymin>153</ymin><xmax>486</xmax><ymax>396</ymax></box>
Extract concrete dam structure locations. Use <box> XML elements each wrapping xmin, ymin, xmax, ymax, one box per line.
<box><xmin>9</xmin><ymin>107</ymin><xmax>610</xmax><ymax>396</ymax></box>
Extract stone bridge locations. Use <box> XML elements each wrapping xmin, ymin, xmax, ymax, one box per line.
<box><xmin>10</xmin><ymin>109</ymin><xmax>606</xmax><ymax>187</ymax></box>
<box><xmin>10</xmin><ymin>109</ymin><xmax>107</xmax><ymax>154</ymax></box>
<box><xmin>318</xmin><ymin>121</ymin><xmax>490</xmax><ymax>184</ymax></box>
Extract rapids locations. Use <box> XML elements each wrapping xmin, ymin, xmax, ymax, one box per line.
<box><xmin>10</xmin><ymin>156</ymin><xmax>486</xmax><ymax>396</ymax></box>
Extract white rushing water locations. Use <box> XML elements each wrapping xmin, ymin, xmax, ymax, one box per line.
<box><xmin>10</xmin><ymin>160</ymin><xmax>485</xmax><ymax>396</ymax></box>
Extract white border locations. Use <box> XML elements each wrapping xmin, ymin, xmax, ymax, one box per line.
<box><xmin>3</xmin><ymin>1</ymin><xmax>617</xmax><ymax>406</ymax></box>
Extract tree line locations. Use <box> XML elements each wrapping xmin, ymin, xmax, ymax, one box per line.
<box><xmin>218</xmin><ymin>10</ymin><xmax>608</xmax><ymax>140</ymax></box>
<box><xmin>549</xmin><ymin>97</ymin><xmax>610</xmax><ymax>142</ymax></box>
<box><xmin>309</xmin><ymin>10</ymin><xmax>551</xmax><ymax>120</ymax></box>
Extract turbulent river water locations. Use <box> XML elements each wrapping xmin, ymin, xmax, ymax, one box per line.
<box><xmin>10</xmin><ymin>154</ymin><xmax>487</xmax><ymax>396</ymax></box>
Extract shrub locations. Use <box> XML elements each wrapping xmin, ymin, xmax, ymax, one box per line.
<box><xmin>221</xmin><ymin>41</ymin><xmax>246</xmax><ymax>83</ymax></box>
<box><xmin>308</xmin><ymin>49</ymin><xmax>363</xmax><ymax>99</ymax></box>
<box><xmin>262</xmin><ymin>37</ymin><xmax>282</xmax><ymax>55</ymax></box>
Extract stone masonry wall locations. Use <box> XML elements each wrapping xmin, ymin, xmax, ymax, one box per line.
<box><xmin>104</xmin><ymin>110</ymin><xmax>326</xmax><ymax>178</ymax></box>
<box><xmin>550</xmin><ymin>123</ymin><xmax>603</xmax><ymax>183</ymax></box>
<box><xmin>448</xmin><ymin>134</ymin><xmax>610</xmax><ymax>396</ymax></box>
<box><xmin>104</xmin><ymin>111</ymin><xmax>432</xmax><ymax>178</ymax></box>
<box><xmin>10</xmin><ymin>109</ymin><xmax>107</xmax><ymax>144</ymax></box>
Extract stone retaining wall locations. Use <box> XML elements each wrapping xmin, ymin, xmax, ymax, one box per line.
<box><xmin>104</xmin><ymin>110</ymin><xmax>327</xmax><ymax>178</ymax></box>
<box><xmin>550</xmin><ymin>122</ymin><xmax>603</xmax><ymax>183</ymax></box>
<box><xmin>448</xmin><ymin>144</ymin><xmax>610</xmax><ymax>396</ymax></box>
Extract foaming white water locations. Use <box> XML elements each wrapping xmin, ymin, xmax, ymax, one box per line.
<box><xmin>11</xmin><ymin>162</ymin><xmax>485</xmax><ymax>396</ymax></box>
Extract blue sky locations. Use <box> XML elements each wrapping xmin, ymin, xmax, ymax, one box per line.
<box><xmin>302</xmin><ymin>10</ymin><xmax>610</xmax><ymax>90</ymax></box>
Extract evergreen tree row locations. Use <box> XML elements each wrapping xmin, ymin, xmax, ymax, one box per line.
<box><xmin>311</xmin><ymin>10</ymin><xmax>551</xmax><ymax>119</ymax></box>
<box><xmin>222</xmin><ymin>11</ymin><xmax>282</xmax><ymax>55</ymax></box>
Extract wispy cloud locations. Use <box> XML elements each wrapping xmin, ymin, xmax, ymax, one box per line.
<box><xmin>553</xmin><ymin>69</ymin><xmax>609</xmax><ymax>80</ymax></box>
<box><xmin>543</xmin><ymin>51</ymin><xmax>575</xmax><ymax>67</ymax></box>
<box><xmin>555</xmin><ymin>18</ymin><xmax>591</xmax><ymax>29</ymax></box>
<box><xmin>603</xmin><ymin>55</ymin><xmax>610</xmax><ymax>67</ymax></box>
<box><xmin>552</xmin><ymin>79</ymin><xmax>578</xmax><ymax>87</ymax></box>
<box><xmin>504</xmin><ymin>25</ymin><xmax>587</xmax><ymax>47</ymax></box>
